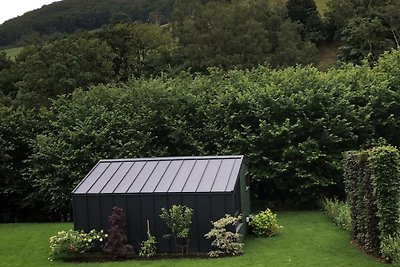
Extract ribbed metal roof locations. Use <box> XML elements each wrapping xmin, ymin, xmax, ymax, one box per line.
<box><xmin>72</xmin><ymin>155</ymin><xmax>244</xmax><ymax>194</ymax></box>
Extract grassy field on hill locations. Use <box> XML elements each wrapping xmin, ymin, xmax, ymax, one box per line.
<box><xmin>0</xmin><ymin>212</ymin><xmax>384</xmax><ymax>267</ymax></box>
<box><xmin>3</xmin><ymin>46</ymin><xmax>23</xmax><ymax>59</ymax></box>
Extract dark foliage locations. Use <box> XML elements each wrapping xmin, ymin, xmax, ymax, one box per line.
<box><xmin>0</xmin><ymin>0</ymin><xmax>175</xmax><ymax>46</ymax></box>
<box><xmin>358</xmin><ymin>151</ymin><xmax>380</xmax><ymax>254</ymax></box>
<box><xmin>286</xmin><ymin>0</ymin><xmax>325</xmax><ymax>43</ymax></box>
<box><xmin>344</xmin><ymin>152</ymin><xmax>360</xmax><ymax>239</ymax></box>
<box><xmin>172</xmin><ymin>0</ymin><xmax>318</xmax><ymax>71</ymax></box>
<box><xmin>325</xmin><ymin>0</ymin><xmax>400</xmax><ymax>64</ymax></box>
<box><xmin>103</xmin><ymin>207</ymin><xmax>134</xmax><ymax>258</ymax></box>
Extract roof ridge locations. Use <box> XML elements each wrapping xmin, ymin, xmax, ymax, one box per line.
<box><xmin>99</xmin><ymin>155</ymin><xmax>244</xmax><ymax>163</ymax></box>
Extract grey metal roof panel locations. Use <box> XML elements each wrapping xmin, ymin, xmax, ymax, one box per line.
<box><xmin>168</xmin><ymin>160</ymin><xmax>196</xmax><ymax>192</ymax></box>
<box><xmin>88</xmin><ymin>162</ymin><xmax>122</xmax><ymax>193</ymax></box>
<box><xmin>225</xmin><ymin>158</ymin><xmax>242</xmax><ymax>191</ymax></box>
<box><xmin>195</xmin><ymin>159</ymin><xmax>223</xmax><ymax>192</ymax></box>
<box><xmin>72</xmin><ymin>155</ymin><xmax>244</xmax><ymax>194</ymax></box>
<box><xmin>211</xmin><ymin>158</ymin><xmax>236</xmax><ymax>191</ymax></box>
<box><xmin>141</xmin><ymin>160</ymin><xmax>171</xmax><ymax>193</ymax></box>
<box><xmin>154</xmin><ymin>160</ymin><xmax>183</xmax><ymax>193</ymax></box>
<box><xmin>182</xmin><ymin>159</ymin><xmax>209</xmax><ymax>192</ymax></box>
<box><xmin>113</xmin><ymin>161</ymin><xmax>146</xmax><ymax>193</ymax></box>
<box><xmin>73</xmin><ymin>162</ymin><xmax>109</xmax><ymax>194</ymax></box>
<box><xmin>127</xmin><ymin>161</ymin><xmax>158</xmax><ymax>193</ymax></box>
<box><xmin>101</xmin><ymin>162</ymin><xmax>133</xmax><ymax>193</ymax></box>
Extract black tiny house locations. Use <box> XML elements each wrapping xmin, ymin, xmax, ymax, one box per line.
<box><xmin>72</xmin><ymin>155</ymin><xmax>250</xmax><ymax>253</ymax></box>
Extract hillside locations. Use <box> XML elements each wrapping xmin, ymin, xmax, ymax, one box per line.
<box><xmin>0</xmin><ymin>0</ymin><xmax>174</xmax><ymax>46</ymax></box>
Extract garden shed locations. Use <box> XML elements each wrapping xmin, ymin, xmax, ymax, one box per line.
<box><xmin>72</xmin><ymin>155</ymin><xmax>250</xmax><ymax>253</ymax></box>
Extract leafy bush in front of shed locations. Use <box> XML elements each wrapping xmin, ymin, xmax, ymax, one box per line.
<box><xmin>139</xmin><ymin>220</ymin><xmax>157</xmax><ymax>257</ymax></box>
<box><xmin>249</xmin><ymin>209</ymin><xmax>282</xmax><ymax>237</ymax></box>
<box><xmin>160</xmin><ymin>205</ymin><xmax>193</xmax><ymax>253</ymax></box>
<box><xmin>48</xmin><ymin>229</ymin><xmax>107</xmax><ymax>261</ymax></box>
<box><xmin>205</xmin><ymin>214</ymin><xmax>244</xmax><ymax>257</ymax></box>
<box><xmin>103</xmin><ymin>207</ymin><xmax>134</xmax><ymax>258</ymax></box>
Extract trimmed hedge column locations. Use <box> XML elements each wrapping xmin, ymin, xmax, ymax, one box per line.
<box><xmin>344</xmin><ymin>145</ymin><xmax>400</xmax><ymax>257</ymax></box>
<box><xmin>344</xmin><ymin>152</ymin><xmax>360</xmax><ymax>240</ymax></box>
<box><xmin>369</xmin><ymin>146</ymin><xmax>400</xmax><ymax>240</ymax></box>
<box><xmin>359</xmin><ymin>151</ymin><xmax>380</xmax><ymax>254</ymax></box>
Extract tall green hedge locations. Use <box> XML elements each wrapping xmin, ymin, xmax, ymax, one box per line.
<box><xmin>359</xmin><ymin>151</ymin><xmax>380</xmax><ymax>253</ymax></box>
<box><xmin>344</xmin><ymin>152</ymin><xmax>360</xmax><ymax>239</ymax></box>
<box><xmin>344</xmin><ymin>146</ymin><xmax>400</xmax><ymax>257</ymax></box>
<box><xmin>2</xmin><ymin>49</ymin><xmax>400</xmax><ymax>220</ymax></box>
<box><xmin>369</xmin><ymin>146</ymin><xmax>400</xmax><ymax>240</ymax></box>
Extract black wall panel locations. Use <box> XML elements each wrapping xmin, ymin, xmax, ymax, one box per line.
<box><xmin>153</xmin><ymin>195</ymin><xmax>169</xmax><ymax>252</ymax></box>
<box><xmin>100</xmin><ymin>195</ymin><xmax>114</xmax><ymax>230</ymax></box>
<box><xmin>87</xmin><ymin>196</ymin><xmax>101</xmax><ymax>230</ymax></box>
<box><xmin>181</xmin><ymin>194</ymin><xmax>199</xmax><ymax>252</ymax></box>
<box><xmin>73</xmin><ymin>196</ymin><xmax>88</xmax><ymax>231</ymax></box>
<box><xmin>126</xmin><ymin>195</ymin><xmax>142</xmax><ymax>248</ymax></box>
<box><xmin>140</xmin><ymin>195</ymin><xmax>155</xmax><ymax>246</ymax></box>
<box><xmin>196</xmin><ymin>195</ymin><xmax>212</xmax><ymax>252</ymax></box>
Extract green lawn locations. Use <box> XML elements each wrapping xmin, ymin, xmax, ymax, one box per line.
<box><xmin>0</xmin><ymin>211</ymin><xmax>385</xmax><ymax>267</ymax></box>
<box><xmin>3</xmin><ymin>46</ymin><xmax>23</xmax><ymax>59</ymax></box>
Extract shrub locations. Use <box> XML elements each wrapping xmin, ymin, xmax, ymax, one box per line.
<box><xmin>343</xmin><ymin>145</ymin><xmax>400</xmax><ymax>258</ymax></box>
<box><xmin>344</xmin><ymin>152</ymin><xmax>360</xmax><ymax>238</ymax></box>
<box><xmin>369</xmin><ymin>146</ymin><xmax>400</xmax><ymax>240</ymax></box>
<box><xmin>249</xmin><ymin>209</ymin><xmax>282</xmax><ymax>237</ymax></box>
<box><xmin>139</xmin><ymin>220</ymin><xmax>157</xmax><ymax>257</ymax></box>
<box><xmin>322</xmin><ymin>198</ymin><xmax>352</xmax><ymax>231</ymax></box>
<box><xmin>48</xmin><ymin>229</ymin><xmax>106</xmax><ymax>261</ymax></box>
<box><xmin>103</xmin><ymin>207</ymin><xmax>134</xmax><ymax>258</ymax></box>
<box><xmin>204</xmin><ymin>214</ymin><xmax>244</xmax><ymax>258</ymax></box>
<box><xmin>381</xmin><ymin>233</ymin><xmax>400</xmax><ymax>265</ymax></box>
<box><xmin>160</xmin><ymin>205</ymin><xmax>193</xmax><ymax>253</ymax></box>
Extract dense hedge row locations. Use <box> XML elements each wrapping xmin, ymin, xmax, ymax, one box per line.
<box><xmin>2</xmin><ymin>49</ymin><xmax>400</xmax><ymax>221</ymax></box>
<box><xmin>344</xmin><ymin>146</ymin><xmax>400</xmax><ymax>257</ymax></box>
<box><xmin>369</xmin><ymin>147</ymin><xmax>400</xmax><ymax>241</ymax></box>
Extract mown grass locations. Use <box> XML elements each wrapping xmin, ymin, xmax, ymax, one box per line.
<box><xmin>0</xmin><ymin>211</ymin><xmax>384</xmax><ymax>267</ymax></box>
<box><xmin>3</xmin><ymin>46</ymin><xmax>23</xmax><ymax>59</ymax></box>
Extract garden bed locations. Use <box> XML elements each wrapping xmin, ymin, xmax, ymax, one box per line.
<box><xmin>62</xmin><ymin>252</ymin><xmax>212</xmax><ymax>262</ymax></box>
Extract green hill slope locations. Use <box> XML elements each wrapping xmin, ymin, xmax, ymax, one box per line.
<box><xmin>0</xmin><ymin>0</ymin><xmax>174</xmax><ymax>46</ymax></box>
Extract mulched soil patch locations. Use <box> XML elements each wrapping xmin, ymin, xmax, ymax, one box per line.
<box><xmin>63</xmin><ymin>252</ymin><xmax>211</xmax><ymax>262</ymax></box>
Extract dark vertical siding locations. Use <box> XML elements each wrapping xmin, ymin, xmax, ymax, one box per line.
<box><xmin>239</xmin><ymin>163</ymin><xmax>250</xmax><ymax>236</ymax></box>
<box><xmin>181</xmin><ymin>194</ymin><xmax>199</xmax><ymax>252</ymax></box>
<box><xmin>153</xmin><ymin>195</ymin><xmax>169</xmax><ymax>252</ymax></box>
<box><xmin>126</xmin><ymin>195</ymin><xmax>142</xmax><ymax>248</ymax></box>
<box><xmin>113</xmin><ymin>195</ymin><xmax>127</xmax><ymax>212</ymax></box>
<box><xmin>140</xmin><ymin>195</ymin><xmax>155</xmax><ymax>247</ymax></box>
<box><xmin>196</xmin><ymin>195</ymin><xmax>212</xmax><ymax>252</ymax></box>
<box><xmin>73</xmin><ymin>196</ymin><xmax>88</xmax><ymax>231</ymax></box>
<box><xmin>100</xmin><ymin>195</ymin><xmax>114</xmax><ymax>230</ymax></box>
<box><xmin>225</xmin><ymin>193</ymin><xmax>235</xmax><ymax>215</ymax></box>
<box><xmin>87</xmin><ymin>195</ymin><xmax>101</xmax><ymax>230</ymax></box>
<box><xmin>211</xmin><ymin>194</ymin><xmax>226</xmax><ymax>221</ymax></box>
